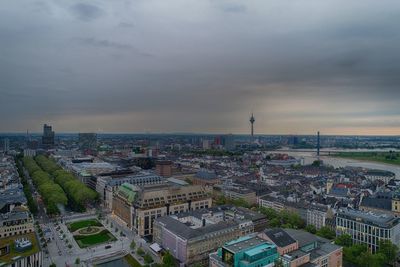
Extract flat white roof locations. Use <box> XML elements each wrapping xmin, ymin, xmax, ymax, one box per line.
<box><xmin>150</xmin><ymin>243</ymin><xmax>162</xmax><ymax>252</ymax></box>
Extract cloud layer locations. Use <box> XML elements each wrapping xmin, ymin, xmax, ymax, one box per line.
<box><xmin>1</xmin><ymin>0</ymin><xmax>400</xmax><ymax>134</ymax></box>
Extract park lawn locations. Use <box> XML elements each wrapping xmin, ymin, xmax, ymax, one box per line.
<box><xmin>67</xmin><ymin>219</ymin><xmax>102</xmax><ymax>232</ymax></box>
<box><xmin>334</xmin><ymin>151</ymin><xmax>400</xmax><ymax>166</ymax></box>
<box><xmin>74</xmin><ymin>230</ymin><xmax>116</xmax><ymax>248</ymax></box>
<box><xmin>124</xmin><ymin>254</ymin><xmax>143</xmax><ymax>267</ymax></box>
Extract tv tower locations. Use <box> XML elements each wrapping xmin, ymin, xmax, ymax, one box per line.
<box><xmin>250</xmin><ymin>113</ymin><xmax>255</xmax><ymax>138</ymax></box>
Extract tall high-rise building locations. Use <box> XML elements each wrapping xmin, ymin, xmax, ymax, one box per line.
<box><xmin>155</xmin><ymin>160</ymin><xmax>173</xmax><ymax>177</ymax></box>
<box><xmin>249</xmin><ymin>113</ymin><xmax>255</xmax><ymax>138</ymax></box>
<box><xmin>42</xmin><ymin>124</ymin><xmax>55</xmax><ymax>148</ymax></box>
<box><xmin>78</xmin><ymin>133</ymin><xmax>97</xmax><ymax>151</ymax></box>
<box><xmin>3</xmin><ymin>138</ymin><xmax>9</xmax><ymax>152</ymax></box>
<box><xmin>221</xmin><ymin>134</ymin><xmax>235</xmax><ymax>150</ymax></box>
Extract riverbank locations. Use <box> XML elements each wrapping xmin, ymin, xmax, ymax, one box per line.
<box><xmin>333</xmin><ymin>151</ymin><xmax>400</xmax><ymax>167</ymax></box>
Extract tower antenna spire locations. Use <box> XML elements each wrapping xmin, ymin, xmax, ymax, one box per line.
<box><xmin>317</xmin><ymin>131</ymin><xmax>320</xmax><ymax>158</ymax></box>
<box><xmin>249</xmin><ymin>112</ymin><xmax>255</xmax><ymax>139</ymax></box>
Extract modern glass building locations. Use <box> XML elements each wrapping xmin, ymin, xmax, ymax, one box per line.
<box><xmin>336</xmin><ymin>208</ymin><xmax>400</xmax><ymax>252</ymax></box>
<box><xmin>210</xmin><ymin>235</ymin><xmax>278</xmax><ymax>267</ymax></box>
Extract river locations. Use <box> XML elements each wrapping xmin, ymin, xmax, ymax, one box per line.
<box><xmin>270</xmin><ymin>150</ymin><xmax>400</xmax><ymax>178</ymax></box>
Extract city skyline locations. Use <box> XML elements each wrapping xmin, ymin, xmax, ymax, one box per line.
<box><xmin>2</xmin><ymin>1</ymin><xmax>400</xmax><ymax>135</ymax></box>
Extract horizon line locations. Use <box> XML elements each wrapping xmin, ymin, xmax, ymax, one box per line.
<box><xmin>0</xmin><ymin>131</ymin><xmax>400</xmax><ymax>137</ymax></box>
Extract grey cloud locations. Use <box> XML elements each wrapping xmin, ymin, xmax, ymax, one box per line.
<box><xmin>70</xmin><ymin>3</ymin><xmax>104</xmax><ymax>21</ymax></box>
<box><xmin>220</xmin><ymin>3</ymin><xmax>247</xmax><ymax>13</ymax></box>
<box><xmin>118</xmin><ymin>22</ymin><xmax>134</xmax><ymax>28</ymax></box>
<box><xmin>77</xmin><ymin>37</ymin><xmax>133</xmax><ymax>50</ymax></box>
<box><xmin>1</xmin><ymin>0</ymin><xmax>400</xmax><ymax>133</ymax></box>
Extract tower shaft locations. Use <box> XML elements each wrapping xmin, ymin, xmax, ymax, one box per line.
<box><xmin>249</xmin><ymin>113</ymin><xmax>255</xmax><ymax>138</ymax></box>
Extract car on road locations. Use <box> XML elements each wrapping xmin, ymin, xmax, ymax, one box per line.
<box><xmin>105</xmin><ymin>245</ymin><xmax>112</xmax><ymax>249</ymax></box>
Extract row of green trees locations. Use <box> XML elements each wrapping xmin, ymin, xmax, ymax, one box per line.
<box><xmin>258</xmin><ymin>207</ymin><xmax>305</xmax><ymax>229</ymax></box>
<box><xmin>305</xmin><ymin>225</ymin><xmax>336</xmax><ymax>240</ymax></box>
<box><xmin>23</xmin><ymin>157</ymin><xmax>67</xmax><ymax>215</ymax></box>
<box><xmin>15</xmin><ymin>157</ymin><xmax>38</xmax><ymax>214</ymax></box>
<box><xmin>35</xmin><ymin>155</ymin><xmax>60</xmax><ymax>174</ymax></box>
<box><xmin>214</xmin><ymin>195</ymin><xmax>253</xmax><ymax>209</ymax></box>
<box><xmin>335</xmin><ymin>234</ymin><xmax>399</xmax><ymax>267</ymax></box>
<box><xmin>34</xmin><ymin>155</ymin><xmax>98</xmax><ymax>211</ymax></box>
<box><xmin>53</xmin><ymin>169</ymin><xmax>98</xmax><ymax>211</ymax></box>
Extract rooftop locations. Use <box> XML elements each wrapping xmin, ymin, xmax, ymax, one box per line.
<box><xmin>224</xmin><ymin>235</ymin><xmax>275</xmax><ymax>254</ymax></box>
<box><xmin>167</xmin><ymin>177</ymin><xmax>189</xmax><ymax>186</ymax></box>
<box><xmin>195</xmin><ymin>169</ymin><xmax>217</xmax><ymax>180</ymax></box>
<box><xmin>174</xmin><ymin>205</ymin><xmax>266</xmax><ymax>223</ymax></box>
<box><xmin>116</xmin><ymin>183</ymin><xmax>137</xmax><ymax>203</ymax></box>
<box><xmin>337</xmin><ymin>208</ymin><xmax>399</xmax><ymax>228</ymax></box>
<box><xmin>156</xmin><ymin>215</ymin><xmax>238</xmax><ymax>240</ymax></box>
<box><xmin>283</xmin><ymin>229</ymin><xmax>318</xmax><ymax>248</ymax></box>
<box><xmin>360</xmin><ymin>195</ymin><xmax>392</xmax><ymax>211</ymax></box>
<box><xmin>0</xmin><ymin>211</ymin><xmax>31</xmax><ymax>224</ymax></box>
<box><xmin>264</xmin><ymin>228</ymin><xmax>297</xmax><ymax>248</ymax></box>
<box><xmin>224</xmin><ymin>187</ymin><xmax>255</xmax><ymax>195</ymax></box>
<box><xmin>0</xmin><ymin>232</ymin><xmax>40</xmax><ymax>265</ymax></box>
<box><xmin>106</xmin><ymin>174</ymin><xmax>164</xmax><ymax>186</ymax></box>
<box><xmin>0</xmin><ymin>187</ymin><xmax>27</xmax><ymax>211</ymax></box>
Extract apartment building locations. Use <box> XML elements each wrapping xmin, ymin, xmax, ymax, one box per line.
<box><xmin>153</xmin><ymin>205</ymin><xmax>267</xmax><ymax>266</ymax></box>
<box><xmin>307</xmin><ymin>206</ymin><xmax>332</xmax><ymax>230</ymax></box>
<box><xmin>365</xmin><ymin>170</ymin><xmax>395</xmax><ymax>184</ymax></box>
<box><xmin>0</xmin><ymin>211</ymin><xmax>34</xmax><ymax>238</ymax></box>
<box><xmin>222</xmin><ymin>187</ymin><xmax>257</xmax><ymax>205</ymax></box>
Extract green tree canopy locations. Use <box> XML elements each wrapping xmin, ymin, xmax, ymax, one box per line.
<box><xmin>343</xmin><ymin>244</ymin><xmax>368</xmax><ymax>265</ymax></box>
<box><xmin>162</xmin><ymin>251</ymin><xmax>175</xmax><ymax>267</ymax></box>
<box><xmin>357</xmin><ymin>251</ymin><xmax>386</xmax><ymax>267</ymax></box>
<box><xmin>335</xmin><ymin>234</ymin><xmax>352</xmax><ymax>247</ymax></box>
<box><xmin>378</xmin><ymin>239</ymin><xmax>398</xmax><ymax>265</ymax></box>
<box><xmin>23</xmin><ymin>157</ymin><xmax>68</xmax><ymax>215</ymax></box>
<box><xmin>143</xmin><ymin>254</ymin><xmax>154</xmax><ymax>264</ymax></box>
<box><xmin>316</xmin><ymin>226</ymin><xmax>336</xmax><ymax>240</ymax></box>
<box><xmin>130</xmin><ymin>240</ymin><xmax>136</xmax><ymax>250</ymax></box>
<box><xmin>305</xmin><ymin>225</ymin><xmax>317</xmax><ymax>234</ymax></box>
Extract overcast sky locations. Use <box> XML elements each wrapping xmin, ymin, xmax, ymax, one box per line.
<box><xmin>1</xmin><ymin>0</ymin><xmax>400</xmax><ymax>135</ymax></box>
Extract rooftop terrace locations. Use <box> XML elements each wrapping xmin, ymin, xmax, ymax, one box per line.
<box><xmin>0</xmin><ymin>232</ymin><xmax>40</xmax><ymax>265</ymax></box>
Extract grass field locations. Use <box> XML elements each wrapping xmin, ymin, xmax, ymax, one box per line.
<box><xmin>334</xmin><ymin>151</ymin><xmax>400</xmax><ymax>166</ymax></box>
<box><xmin>68</xmin><ymin>219</ymin><xmax>116</xmax><ymax>248</ymax></box>
<box><xmin>74</xmin><ymin>230</ymin><xmax>116</xmax><ymax>248</ymax></box>
<box><xmin>67</xmin><ymin>219</ymin><xmax>102</xmax><ymax>232</ymax></box>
